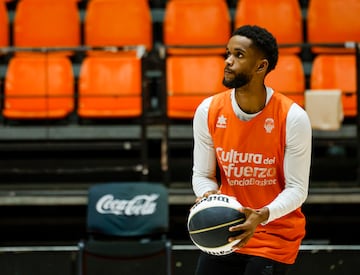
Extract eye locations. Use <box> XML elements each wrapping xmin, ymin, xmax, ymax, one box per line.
<box><xmin>236</xmin><ymin>52</ymin><xmax>244</xmax><ymax>58</ymax></box>
<box><xmin>225</xmin><ymin>51</ymin><xmax>243</xmax><ymax>60</ymax></box>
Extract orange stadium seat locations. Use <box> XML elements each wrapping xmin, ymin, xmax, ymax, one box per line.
<box><xmin>163</xmin><ymin>0</ymin><xmax>230</xmax><ymax>118</ymax></box>
<box><xmin>77</xmin><ymin>55</ymin><xmax>149</xmax><ymax>178</ymax></box>
<box><xmin>3</xmin><ymin>55</ymin><xmax>74</xmax><ymax>119</ymax></box>
<box><xmin>167</xmin><ymin>55</ymin><xmax>226</xmax><ymax>119</ymax></box>
<box><xmin>0</xmin><ymin>1</ymin><xmax>8</xmax><ymax>48</ymax></box>
<box><xmin>310</xmin><ymin>54</ymin><xmax>357</xmax><ymax>118</ymax></box>
<box><xmin>307</xmin><ymin>0</ymin><xmax>360</xmax><ymax>54</ymax></box>
<box><xmin>162</xmin><ymin>0</ymin><xmax>230</xmax><ymax>183</ymax></box>
<box><xmin>78</xmin><ymin>55</ymin><xmax>143</xmax><ymax>118</ymax></box>
<box><xmin>163</xmin><ymin>0</ymin><xmax>230</xmax><ymax>56</ymax></box>
<box><xmin>265</xmin><ymin>54</ymin><xmax>305</xmax><ymax>108</ymax></box>
<box><xmin>234</xmin><ymin>0</ymin><xmax>303</xmax><ymax>54</ymax></box>
<box><xmin>13</xmin><ymin>0</ymin><xmax>80</xmax><ymax>55</ymax></box>
<box><xmin>84</xmin><ymin>0</ymin><xmax>152</xmax><ymax>55</ymax></box>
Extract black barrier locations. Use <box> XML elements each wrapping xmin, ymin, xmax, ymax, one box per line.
<box><xmin>1</xmin><ymin>244</ymin><xmax>360</xmax><ymax>275</ymax></box>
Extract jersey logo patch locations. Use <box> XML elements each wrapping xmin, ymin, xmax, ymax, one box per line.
<box><xmin>264</xmin><ymin>118</ymin><xmax>275</xmax><ymax>133</ymax></box>
<box><xmin>216</xmin><ymin>114</ymin><xmax>227</xmax><ymax>128</ymax></box>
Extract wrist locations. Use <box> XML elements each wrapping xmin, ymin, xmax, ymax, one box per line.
<box><xmin>257</xmin><ymin>207</ymin><xmax>270</xmax><ymax>224</ymax></box>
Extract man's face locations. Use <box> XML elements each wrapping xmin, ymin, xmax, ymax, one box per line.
<box><xmin>222</xmin><ymin>35</ymin><xmax>260</xmax><ymax>89</ymax></box>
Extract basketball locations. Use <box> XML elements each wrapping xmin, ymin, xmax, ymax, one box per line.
<box><xmin>187</xmin><ymin>194</ymin><xmax>246</xmax><ymax>256</ymax></box>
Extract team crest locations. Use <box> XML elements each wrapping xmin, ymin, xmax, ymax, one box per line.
<box><xmin>264</xmin><ymin>118</ymin><xmax>274</xmax><ymax>133</ymax></box>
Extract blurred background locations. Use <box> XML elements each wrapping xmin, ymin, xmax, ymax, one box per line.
<box><xmin>0</xmin><ymin>0</ymin><xmax>359</xmax><ymax>274</ymax></box>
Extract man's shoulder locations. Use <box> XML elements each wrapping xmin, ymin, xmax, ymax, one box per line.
<box><xmin>210</xmin><ymin>89</ymin><xmax>232</xmax><ymax>106</ymax></box>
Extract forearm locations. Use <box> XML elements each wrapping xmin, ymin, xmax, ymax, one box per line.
<box><xmin>264</xmin><ymin>186</ymin><xmax>307</xmax><ymax>224</ymax></box>
<box><xmin>192</xmin><ymin>174</ymin><xmax>219</xmax><ymax>197</ymax></box>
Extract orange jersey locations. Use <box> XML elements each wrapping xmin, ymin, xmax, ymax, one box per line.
<box><xmin>208</xmin><ymin>90</ymin><xmax>305</xmax><ymax>264</ymax></box>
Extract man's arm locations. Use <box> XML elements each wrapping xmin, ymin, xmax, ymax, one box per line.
<box><xmin>264</xmin><ymin>103</ymin><xmax>312</xmax><ymax>224</ymax></box>
<box><xmin>192</xmin><ymin>97</ymin><xmax>219</xmax><ymax>197</ymax></box>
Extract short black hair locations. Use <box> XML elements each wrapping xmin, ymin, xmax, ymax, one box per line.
<box><xmin>232</xmin><ymin>25</ymin><xmax>278</xmax><ymax>73</ymax></box>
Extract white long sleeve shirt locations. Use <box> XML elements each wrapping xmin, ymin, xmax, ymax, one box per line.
<box><xmin>192</xmin><ymin>87</ymin><xmax>312</xmax><ymax>223</ymax></box>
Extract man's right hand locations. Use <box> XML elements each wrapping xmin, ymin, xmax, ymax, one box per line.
<box><xmin>195</xmin><ymin>190</ymin><xmax>220</xmax><ymax>203</ymax></box>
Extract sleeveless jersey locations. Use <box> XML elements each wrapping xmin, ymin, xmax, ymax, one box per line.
<box><xmin>208</xmin><ymin>90</ymin><xmax>305</xmax><ymax>264</ymax></box>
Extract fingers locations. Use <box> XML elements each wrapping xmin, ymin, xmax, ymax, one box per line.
<box><xmin>204</xmin><ymin>190</ymin><xmax>220</xmax><ymax>197</ymax></box>
<box><xmin>228</xmin><ymin>207</ymin><xmax>257</xmax><ymax>249</ymax></box>
<box><xmin>231</xmin><ymin>237</ymin><xmax>250</xmax><ymax>249</ymax></box>
<box><xmin>191</xmin><ymin>190</ymin><xmax>220</xmax><ymax>212</ymax></box>
<box><xmin>195</xmin><ymin>197</ymin><xmax>202</xmax><ymax>203</ymax></box>
<box><xmin>228</xmin><ymin>231</ymin><xmax>252</xmax><ymax>249</ymax></box>
<box><xmin>195</xmin><ymin>190</ymin><xmax>219</xmax><ymax>202</ymax></box>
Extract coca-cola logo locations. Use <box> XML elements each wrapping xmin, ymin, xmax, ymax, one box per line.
<box><xmin>96</xmin><ymin>193</ymin><xmax>160</xmax><ymax>216</ymax></box>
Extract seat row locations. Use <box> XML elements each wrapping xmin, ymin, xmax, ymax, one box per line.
<box><xmin>0</xmin><ymin>0</ymin><xmax>359</xmax><ymax>53</ymax></box>
<box><xmin>0</xmin><ymin>0</ymin><xmax>359</xmax><ymax>120</ymax></box>
<box><xmin>1</xmin><ymin>53</ymin><xmax>356</xmax><ymax>121</ymax></box>
<box><xmin>2</xmin><ymin>54</ymin><xmax>144</xmax><ymax>120</ymax></box>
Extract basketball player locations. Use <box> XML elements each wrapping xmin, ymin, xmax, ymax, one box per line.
<box><xmin>191</xmin><ymin>25</ymin><xmax>312</xmax><ymax>275</ymax></box>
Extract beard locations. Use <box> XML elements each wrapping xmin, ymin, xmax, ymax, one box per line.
<box><xmin>222</xmin><ymin>72</ymin><xmax>251</xmax><ymax>88</ymax></box>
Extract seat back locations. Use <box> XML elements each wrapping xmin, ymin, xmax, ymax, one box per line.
<box><xmin>162</xmin><ymin>0</ymin><xmax>230</xmax><ymax>184</ymax></box>
<box><xmin>79</xmin><ymin>182</ymin><xmax>171</xmax><ymax>275</ymax></box>
<box><xmin>0</xmin><ymin>1</ymin><xmax>8</xmax><ymax>48</ymax></box>
<box><xmin>167</xmin><ymin>55</ymin><xmax>226</xmax><ymax>118</ymax></box>
<box><xmin>307</xmin><ymin>0</ymin><xmax>360</xmax><ymax>53</ymax></box>
<box><xmin>234</xmin><ymin>0</ymin><xmax>303</xmax><ymax>54</ymax></box>
<box><xmin>163</xmin><ymin>0</ymin><xmax>229</xmax><ymax>118</ymax></box>
<box><xmin>87</xmin><ymin>182</ymin><xmax>169</xmax><ymax>237</ymax></box>
<box><xmin>163</xmin><ymin>0</ymin><xmax>230</xmax><ymax>55</ymax></box>
<box><xmin>78</xmin><ymin>55</ymin><xmax>143</xmax><ymax>118</ymax></box>
<box><xmin>77</xmin><ymin>54</ymin><xmax>148</xmax><ymax>178</ymax></box>
<box><xmin>265</xmin><ymin>54</ymin><xmax>305</xmax><ymax>107</ymax></box>
<box><xmin>84</xmin><ymin>0</ymin><xmax>152</xmax><ymax>54</ymax></box>
<box><xmin>3</xmin><ymin>55</ymin><xmax>74</xmax><ymax>119</ymax></box>
<box><xmin>310</xmin><ymin>54</ymin><xmax>356</xmax><ymax>117</ymax></box>
<box><xmin>13</xmin><ymin>0</ymin><xmax>80</xmax><ymax>55</ymax></box>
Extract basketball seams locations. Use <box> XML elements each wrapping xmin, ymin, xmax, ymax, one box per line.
<box><xmin>189</xmin><ymin>217</ymin><xmax>245</xmax><ymax>234</ymax></box>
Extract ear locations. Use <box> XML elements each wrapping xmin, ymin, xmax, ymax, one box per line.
<box><xmin>257</xmin><ymin>59</ymin><xmax>268</xmax><ymax>73</ymax></box>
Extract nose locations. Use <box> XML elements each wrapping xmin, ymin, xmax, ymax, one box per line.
<box><xmin>225</xmin><ymin>55</ymin><xmax>233</xmax><ymax>66</ymax></box>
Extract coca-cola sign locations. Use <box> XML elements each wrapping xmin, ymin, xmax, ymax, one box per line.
<box><xmin>96</xmin><ymin>193</ymin><xmax>160</xmax><ymax>216</ymax></box>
